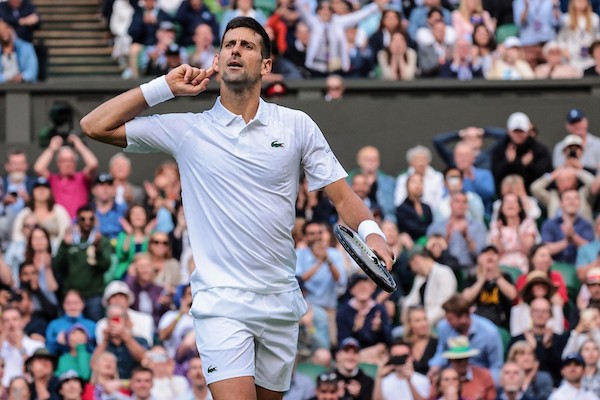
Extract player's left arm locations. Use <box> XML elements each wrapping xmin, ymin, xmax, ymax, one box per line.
<box><xmin>323</xmin><ymin>179</ymin><xmax>394</xmax><ymax>269</ymax></box>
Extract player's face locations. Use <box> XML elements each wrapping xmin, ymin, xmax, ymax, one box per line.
<box><xmin>215</xmin><ymin>27</ymin><xmax>271</xmax><ymax>91</ymax></box>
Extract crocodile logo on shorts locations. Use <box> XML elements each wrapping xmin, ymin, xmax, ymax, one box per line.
<box><xmin>271</xmin><ymin>141</ymin><xmax>284</xmax><ymax>148</ymax></box>
<box><xmin>207</xmin><ymin>365</ymin><xmax>217</xmax><ymax>374</ymax></box>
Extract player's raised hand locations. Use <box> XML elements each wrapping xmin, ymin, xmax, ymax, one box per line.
<box><xmin>166</xmin><ymin>64</ymin><xmax>214</xmax><ymax>96</ymax></box>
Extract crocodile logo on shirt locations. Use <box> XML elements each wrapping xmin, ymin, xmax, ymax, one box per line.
<box><xmin>207</xmin><ymin>365</ymin><xmax>217</xmax><ymax>374</ymax></box>
<box><xmin>271</xmin><ymin>141</ymin><xmax>284</xmax><ymax>148</ymax></box>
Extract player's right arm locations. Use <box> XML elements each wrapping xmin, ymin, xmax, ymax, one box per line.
<box><xmin>80</xmin><ymin>64</ymin><xmax>214</xmax><ymax>148</ymax></box>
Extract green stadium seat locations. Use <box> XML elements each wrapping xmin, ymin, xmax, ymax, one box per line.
<box><xmin>500</xmin><ymin>265</ymin><xmax>523</xmax><ymax>283</ymax></box>
<box><xmin>359</xmin><ymin>363</ymin><xmax>378</xmax><ymax>379</ymax></box>
<box><xmin>496</xmin><ymin>24</ymin><xmax>519</xmax><ymax>44</ymax></box>
<box><xmin>296</xmin><ymin>363</ymin><xmax>328</xmax><ymax>381</ymax></box>
<box><xmin>551</xmin><ymin>262</ymin><xmax>581</xmax><ymax>302</ymax></box>
<box><xmin>498</xmin><ymin>327</ymin><xmax>511</xmax><ymax>359</ymax></box>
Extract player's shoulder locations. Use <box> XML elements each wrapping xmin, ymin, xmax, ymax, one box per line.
<box><xmin>262</xmin><ymin>100</ymin><xmax>315</xmax><ymax>123</ymax></box>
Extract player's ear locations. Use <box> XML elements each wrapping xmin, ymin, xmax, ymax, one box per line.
<box><xmin>212</xmin><ymin>54</ymin><xmax>219</xmax><ymax>73</ymax></box>
<box><xmin>261</xmin><ymin>58</ymin><xmax>272</xmax><ymax>76</ymax></box>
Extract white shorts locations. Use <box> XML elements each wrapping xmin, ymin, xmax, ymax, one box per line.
<box><xmin>190</xmin><ymin>287</ymin><xmax>308</xmax><ymax>392</ymax></box>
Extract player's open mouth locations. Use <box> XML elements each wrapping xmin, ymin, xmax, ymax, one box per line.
<box><xmin>228</xmin><ymin>61</ymin><xmax>243</xmax><ymax>68</ymax></box>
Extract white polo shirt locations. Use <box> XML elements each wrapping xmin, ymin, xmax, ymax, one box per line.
<box><xmin>125</xmin><ymin>97</ymin><xmax>347</xmax><ymax>296</ymax></box>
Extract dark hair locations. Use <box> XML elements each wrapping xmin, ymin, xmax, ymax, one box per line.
<box><xmin>435</xmin><ymin>367</ymin><xmax>463</xmax><ymax>399</ymax></box>
<box><xmin>24</xmin><ymin>226</ymin><xmax>52</xmax><ymax>263</ymax></box>
<box><xmin>124</xmin><ymin>203</ymin><xmax>148</xmax><ymax>226</ymax></box>
<box><xmin>76</xmin><ymin>205</ymin><xmax>94</xmax><ymax>216</ymax></box>
<box><xmin>222</xmin><ymin>16</ymin><xmax>271</xmax><ymax>58</ymax></box>
<box><xmin>498</xmin><ymin>193</ymin><xmax>526</xmax><ymax>226</ymax></box>
<box><xmin>385</xmin><ymin>30</ymin><xmax>409</xmax><ymax>64</ymax></box>
<box><xmin>442</xmin><ymin>294</ymin><xmax>471</xmax><ymax>316</ymax></box>
<box><xmin>378</xmin><ymin>9</ymin><xmax>402</xmax><ymax>32</ymax></box>
<box><xmin>527</xmin><ymin>243</ymin><xmax>550</xmax><ymax>274</ymax></box>
<box><xmin>6</xmin><ymin>147</ymin><xmax>26</xmax><ymax>159</ymax></box>
<box><xmin>473</xmin><ymin>23</ymin><xmax>496</xmax><ymax>51</ymax></box>
<box><xmin>427</xmin><ymin>7</ymin><xmax>442</xmax><ymax>18</ymax></box>
<box><xmin>131</xmin><ymin>366</ymin><xmax>154</xmax><ymax>379</ymax></box>
<box><xmin>30</xmin><ymin>185</ymin><xmax>56</xmax><ymax>212</ymax></box>
<box><xmin>301</xmin><ymin>220</ymin><xmax>322</xmax><ymax>236</ymax></box>
<box><xmin>443</xmin><ymin>166</ymin><xmax>463</xmax><ymax>179</ymax></box>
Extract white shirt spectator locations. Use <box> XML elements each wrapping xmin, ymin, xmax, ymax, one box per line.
<box><xmin>1</xmin><ymin>336</ymin><xmax>44</xmax><ymax>386</ymax></box>
<box><xmin>549</xmin><ymin>382</ymin><xmax>600</xmax><ymax>400</ymax></box>
<box><xmin>380</xmin><ymin>371</ymin><xmax>430</xmax><ymax>400</ymax></box>
<box><xmin>157</xmin><ymin>310</ymin><xmax>194</xmax><ymax>358</ymax></box>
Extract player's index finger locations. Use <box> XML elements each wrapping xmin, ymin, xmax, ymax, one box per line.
<box><xmin>205</xmin><ymin>66</ymin><xmax>215</xmax><ymax>78</ymax></box>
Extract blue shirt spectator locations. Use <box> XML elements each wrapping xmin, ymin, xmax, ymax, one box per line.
<box><xmin>175</xmin><ymin>0</ymin><xmax>219</xmax><ymax>47</ymax></box>
<box><xmin>0</xmin><ymin>21</ymin><xmax>38</xmax><ymax>83</ymax></box>
<box><xmin>408</xmin><ymin>2</ymin><xmax>452</xmax><ymax>40</ymax></box>
<box><xmin>92</xmin><ymin>174</ymin><xmax>127</xmax><ymax>241</ymax></box>
<box><xmin>0</xmin><ymin>0</ymin><xmax>39</xmax><ymax>43</ymax></box>
<box><xmin>513</xmin><ymin>0</ymin><xmax>560</xmax><ymax>46</ymax></box>
<box><xmin>454</xmin><ymin>141</ymin><xmax>496</xmax><ymax>218</ymax></box>
<box><xmin>45</xmin><ymin>291</ymin><xmax>96</xmax><ymax>355</ymax></box>
<box><xmin>576</xmin><ymin>216</ymin><xmax>600</xmax><ymax>280</ymax></box>
<box><xmin>128</xmin><ymin>1</ymin><xmax>173</xmax><ymax>46</ymax></box>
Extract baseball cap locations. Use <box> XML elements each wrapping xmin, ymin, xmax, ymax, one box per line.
<box><xmin>339</xmin><ymin>337</ymin><xmax>361</xmax><ymax>351</ymax></box>
<box><xmin>25</xmin><ymin>348</ymin><xmax>57</xmax><ymax>368</ymax></box>
<box><xmin>507</xmin><ymin>112</ymin><xmax>531</xmax><ymax>132</ymax></box>
<box><xmin>159</xmin><ymin>21</ymin><xmax>176</xmax><ymax>31</ymax></box>
<box><xmin>566</xmin><ymin>108</ymin><xmax>585</xmax><ymax>124</ymax></box>
<box><xmin>102</xmin><ymin>280</ymin><xmax>134</xmax><ymax>307</ymax></box>
<box><xmin>587</xmin><ymin>267</ymin><xmax>600</xmax><ymax>284</ymax></box>
<box><xmin>94</xmin><ymin>173</ymin><xmax>113</xmax><ymax>185</ymax></box>
<box><xmin>58</xmin><ymin>370</ymin><xmax>84</xmax><ymax>390</ymax></box>
<box><xmin>33</xmin><ymin>176</ymin><xmax>51</xmax><ymax>188</ymax></box>
<box><xmin>561</xmin><ymin>134</ymin><xmax>583</xmax><ymax>152</ymax></box>
<box><xmin>503</xmin><ymin>36</ymin><xmax>522</xmax><ymax>49</ymax></box>
<box><xmin>562</xmin><ymin>353</ymin><xmax>584</xmax><ymax>367</ymax></box>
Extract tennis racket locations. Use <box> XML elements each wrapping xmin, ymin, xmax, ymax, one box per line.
<box><xmin>334</xmin><ymin>225</ymin><xmax>397</xmax><ymax>293</ymax></box>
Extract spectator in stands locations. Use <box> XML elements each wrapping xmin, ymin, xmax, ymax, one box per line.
<box><xmin>113</xmin><ymin>204</ymin><xmax>153</xmax><ymax>281</ymax></box>
<box><xmin>336</xmin><ymin>274</ymin><xmax>392</xmax><ymax>362</ymax></box>
<box><xmin>323</xmin><ymin>74</ymin><xmax>345</xmax><ymax>102</ymax></box>
<box><xmin>140</xmin><ymin>345</ymin><xmax>189</xmax><ymax>398</ymax></box>
<box><xmin>415</xmin><ymin>8</ymin><xmax>455</xmax><ymax>48</ymax></box>
<box><xmin>453</xmin><ymin>141</ymin><xmax>495</xmax><ymax>216</ymax></box>
<box><xmin>463</xmin><ymin>245</ymin><xmax>517</xmax><ymax>329</ymax></box>
<box><xmin>402</xmin><ymin>306</ymin><xmax>438</xmax><ymax>376</ymax></box>
<box><xmin>433</xmin><ymin>367</ymin><xmax>464</xmax><ymax>400</ymax></box>
<box><xmin>580</xmin><ymin>339</ymin><xmax>600</xmax><ymax>398</ymax></box>
<box><xmin>541</xmin><ymin>189</ymin><xmax>594</xmax><ymax>264</ymax></box>
<box><xmin>584</xmin><ymin>40</ymin><xmax>600</xmax><ymax>76</ymax></box>
<box><xmin>55</xmin><ymin>323</ymin><xmax>92</xmax><ymax>381</ymax></box>
<box><xmin>1</xmin><ymin>307</ymin><xmax>44</xmax><ymax>387</ymax></box>
<box><xmin>143</xmin><ymin>161</ymin><xmax>181</xmax><ymax>234</ymax></box>
<box><xmin>433</xmin><ymin>166</ymin><xmax>485</xmax><ymax>224</ymax></box>
<box><xmin>108</xmin><ymin>0</ymin><xmax>135</xmax><ymax>71</ymax></box>
<box><xmin>491</xmin><ymin>175</ymin><xmax>541</xmax><ymax>225</ymax></box>
<box><xmin>351</xmin><ymin>174</ymin><xmax>383</xmax><ymax>222</ymax></box>
<box><xmin>553</xmin><ymin>108</ymin><xmax>600</xmax><ymax>174</ymax></box>
<box><xmin>394</xmin><ymin>145</ymin><xmax>444</xmax><ymax>210</ymax></box>
<box><xmin>433</xmin><ymin>126</ymin><xmax>506</xmax><ymax>171</ymax></box>
<box><xmin>54</xmin><ymin>206</ymin><xmax>112</xmax><ymax>322</ymax></box>
<box><xmin>347</xmin><ymin>146</ymin><xmax>396</xmax><ymax>224</ymax></box>
<box><xmin>509</xmin><ymin>297</ymin><xmax>568</xmax><ymax>386</ymax></box>
<box><xmin>562</xmin><ymin>308</ymin><xmax>600</xmax><ymax>358</ymax></box>
<box><xmin>491</xmin><ymin>111</ymin><xmax>553</xmax><ymax>191</ymax></box>
<box><xmin>368</xmin><ymin>9</ymin><xmax>405</xmax><ymax>64</ymax></box>
<box><xmin>440</xmin><ymin>37</ymin><xmax>485</xmax><ymax>80</ymax></box>
<box><xmin>496</xmin><ymin>362</ymin><xmax>536</xmax><ymax>400</ymax></box>
<box><xmin>10</xmin><ymin>176</ymin><xmax>70</xmax><ymax>253</ymax></box>
<box><xmin>425</xmin><ymin>233</ymin><xmax>461</xmax><ymax>277</ymax></box>
<box><xmin>0</xmin><ymin>0</ymin><xmax>40</xmax><ymax>43</ymax></box>
<box><xmin>177</xmin><ymin>356</ymin><xmax>211</xmax><ymax>400</ymax></box>
<box><xmin>402</xmin><ymin>247</ymin><xmax>457</xmax><ymax>327</ymax></box>
<box><xmin>531</xmin><ymin>165</ymin><xmax>595</xmax><ymax>223</ymax></box>
<box><xmin>332</xmin><ymin>337</ymin><xmax>375</xmax><ymax>400</ymax></box>
<box><xmin>57</xmin><ymin>370</ymin><xmax>85</xmax><ymax>400</ymax></box>
<box><xmin>372</xmin><ymin>340</ymin><xmax>431</xmax><ymax>400</ymax></box>
<box><xmin>296</xmin><ymin>0</ymin><xmax>389</xmax><ymax>77</ymax></box>
<box><xmin>513</xmin><ymin>0</ymin><xmax>561</xmax><ymax>68</ymax></box>
<box><xmin>18</xmin><ymin>262</ymin><xmax>59</xmax><ymax>336</ymax></box>
<box><xmin>507</xmin><ymin>340</ymin><xmax>554</xmax><ymax>400</ymax></box>
<box><xmin>92</xmin><ymin>173</ymin><xmax>127</xmax><ymax>241</ymax></box>
<box><xmin>126</xmin><ymin>0</ymin><xmax>173</xmax><ymax>79</ymax></box>
<box><xmin>0</xmin><ymin>20</ymin><xmax>37</xmax><ymax>83</ymax></box>
<box><xmin>408</xmin><ymin>0</ymin><xmax>452</xmax><ymax>40</ymax></box>
<box><xmin>417</xmin><ymin>19</ymin><xmax>455</xmax><ymax>78</ymax></box>
<box><xmin>429</xmin><ymin>294</ymin><xmax>504</xmax><ymax>383</ymax></box>
<box><xmin>33</xmin><ymin>136</ymin><xmax>98</xmax><ymax>219</ymax></box>
<box><xmin>175</xmin><ymin>0</ymin><xmax>219</xmax><ymax>48</ymax></box>
<box><xmin>557</xmin><ymin>0</ymin><xmax>600</xmax><ymax>72</ymax></box>
<box><xmin>488</xmin><ymin>193</ymin><xmax>539</xmax><ymax>272</ymax></box>
<box><xmin>1</xmin><ymin>148</ymin><xmax>34</xmax><ymax>235</ymax></box>
<box><xmin>91</xmin><ymin>304</ymin><xmax>148</xmax><ymax>379</ymax></box>
<box><xmin>284</xmin><ymin>21</ymin><xmax>309</xmax><ymax>72</ymax></box>
<box><xmin>83</xmin><ymin>351</ymin><xmax>130</xmax><ymax>399</ymax></box>
<box><xmin>25</xmin><ymin>347</ymin><xmax>60</xmax><ymax>400</ymax></box>
<box><xmin>451</xmin><ymin>0</ymin><xmax>494</xmax><ymax>41</ymax></box>
<box><xmin>487</xmin><ymin>36</ymin><xmax>535</xmax><ymax>79</ymax></box>
<box><xmin>141</xmin><ymin>25</ymin><xmax>188</xmax><ymax>77</ymax></box>
<box><xmin>7</xmin><ymin>376</ymin><xmax>30</xmax><ymax>400</ymax></box>
<box><xmin>472</xmin><ymin>23</ymin><xmax>496</xmax><ymax>77</ymax></box>
<box><xmin>312</xmin><ymin>372</ymin><xmax>342</xmax><ymax>400</ymax></box>
<box><xmin>125</xmin><ymin>253</ymin><xmax>171</xmax><ymax>327</ymax></box>
<box><xmin>576</xmin><ymin>215</ymin><xmax>600</xmax><ymax>282</ymax></box>
<box><xmin>514</xmin><ymin>243</ymin><xmax>568</xmax><ymax>304</ymax></box>
<box><xmin>427</xmin><ymin>191</ymin><xmax>487</xmax><ymax>269</ymax></box>
<box><xmin>128</xmin><ymin>366</ymin><xmax>155</xmax><ymax>400</ymax></box>
<box><xmin>4</xmin><ymin>214</ymin><xmax>35</xmax><ymax>278</ymax></box>
<box><xmin>549</xmin><ymin>353</ymin><xmax>599</xmax><ymax>400</ymax></box>
<box><xmin>45</xmin><ymin>290</ymin><xmax>96</xmax><ymax>356</ymax></box>
<box><xmin>109</xmin><ymin>153</ymin><xmax>144</xmax><ymax>207</ymax></box>
<box><xmin>396</xmin><ymin>174</ymin><xmax>432</xmax><ymax>242</ymax></box>
<box><xmin>441</xmin><ymin>335</ymin><xmax>496</xmax><ymax>400</ymax></box>
<box><xmin>377</xmin><ymin>30</ymin><xmax>417</xmax><ymax>80</ymax></box>
<box><xmin>220</xmin><ymin>0</ymin><xmax>266</xmax><ymax>40</ymax></box>
<box><xmin>157</xmin><ymin>284</ymin><xmax>193</xmax><ymax>360</ymax></box>
<box><xmin>96</xmin><ymin>280</ymin><xmax>154</xmax><ymax>347</ymax></box>
<box><xmin>188</xmin><ymin>23</ymin><xmax>216</xmax><ymax>70</ymax></box>
<box><xmin>297</xmin><ymin>221</ymin><xmax>346</xmax><ymax>344</ymax></box>
<box><xmin>266</xmin><ymin>0</ymin><xmax>299</xmax><ymax>57</ymax></box>
<box><xmin>511</xmin><ymin>270</ymin><xmax>565</xmax><ymax>336</ymax></box>
<box><xmin>147</xmin><ymin>231</ymin><xmax>180</xmax><ymax>290</ymax></box>
<box><xmin>22</xmin><ymin>225</ymin><xmax>59</xmax><ymax>299</ymax></box>
<box><xmin>534</xmin><ymin>41</ymin><xmax>582</xmax><ymax>79</ymax></box>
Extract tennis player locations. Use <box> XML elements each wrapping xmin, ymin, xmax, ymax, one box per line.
<box><xmin>81</xmin><ymin>17</ymin><xmax>393</xmax><ymax>400</ymax></box>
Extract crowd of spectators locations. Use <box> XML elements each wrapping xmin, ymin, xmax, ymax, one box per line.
<box><xmin>99</xmin><ymin>0</ymin><xmax>600</xmax><ymax>81</ymax></box>
<box><xmin>1</xmin><ymin>106</ymin><xmax>600</xmax><ymax>399</ymax></box>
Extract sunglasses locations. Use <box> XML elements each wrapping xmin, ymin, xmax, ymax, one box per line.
<box><xmin>78</xmin><ymin>216</ymin><xmax>95</xmax><ymax>222</ymax></box>
<box><xmin>317</xmin><ymin>372</ymin><xmax>338</xmax><ymax>383</ymax></box>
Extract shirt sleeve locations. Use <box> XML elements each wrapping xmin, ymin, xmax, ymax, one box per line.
<box><xmin>125</xmin><ymin>113</ymin><xmax>190</xmax><ymax>156</ymax></box>
<box><xmin>299</xmin><ymin>112</ymin><xmax>347</xmax><ymax>192</ymax></box>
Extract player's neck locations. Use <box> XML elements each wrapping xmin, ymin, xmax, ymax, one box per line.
<box><xmin>220</xmin><ymin>86</ymin><xmax>261</xmax><ymax>124</ymax></box>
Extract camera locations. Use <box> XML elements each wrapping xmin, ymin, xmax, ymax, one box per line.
<box><xmin>387</xmin><ymin>355</ymin><xmax>407</xmax><ymax>366</ymax></box>
<box><xmin>568</xmin><ymin>148</ymin><xmax>578</xmax><ymax>158</ymax></box>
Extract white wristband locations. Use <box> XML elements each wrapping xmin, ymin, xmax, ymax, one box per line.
<box><xmin>140</xmin><ymin>75</ymin><xmax>174</xmax><ymax>107</ymax></box>
<box><xmin>358</xmin><ymin>220</ymin><xmax>386</xmax><ymax>242</ymax></box>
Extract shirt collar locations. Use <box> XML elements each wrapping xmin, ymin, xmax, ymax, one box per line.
<box><xmin>210</xmin><ymin>96</ymin><xmax>269</xmax><ymax>127</ymax></box>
